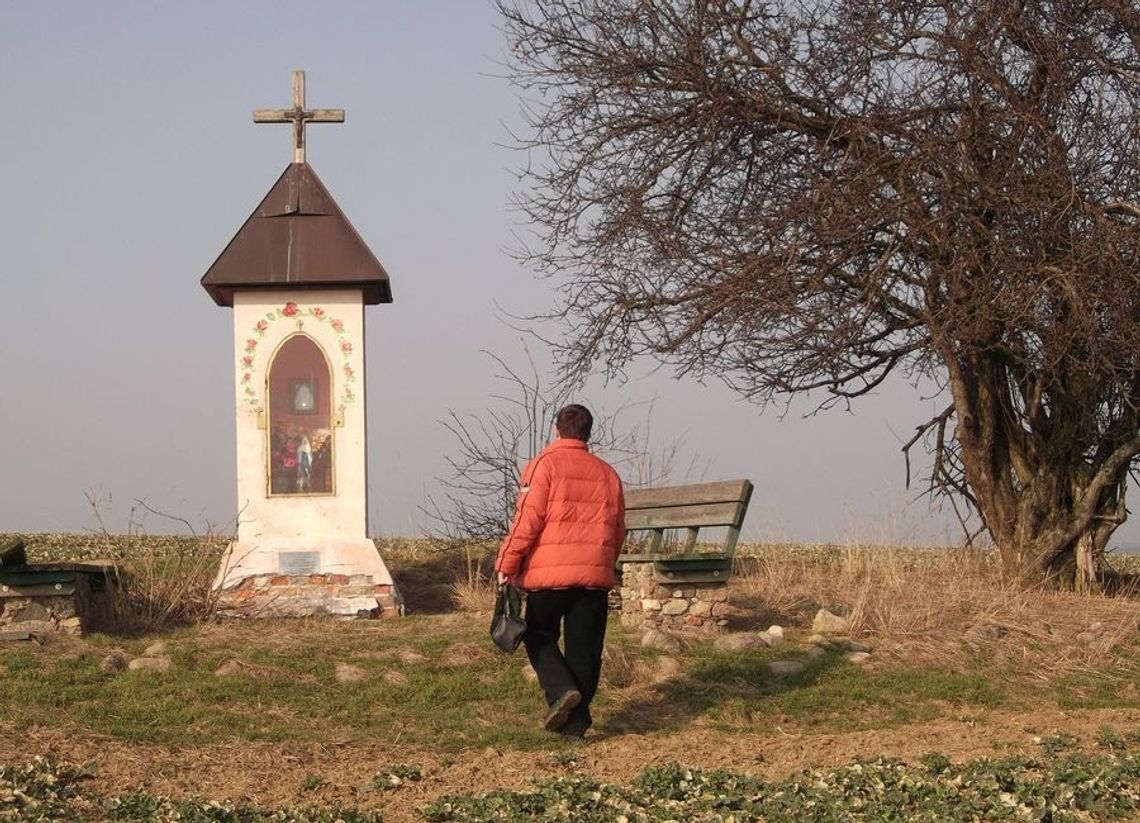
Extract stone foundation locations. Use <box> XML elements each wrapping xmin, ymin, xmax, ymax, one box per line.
<box><xmin>215</xmin><ymin>573</ymin><xmax>402</xmax><ymax>618</ymax></box>
<box><xmin>616</xmin><ymin>561</ymin><xmax>730</xmax><ymax>633</ymax></box>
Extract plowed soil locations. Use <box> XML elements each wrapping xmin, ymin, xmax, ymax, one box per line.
<box><xmin>4</xmin><ymin>706</ymin><xmax>1138</xmax><ymax>822</ymax></box>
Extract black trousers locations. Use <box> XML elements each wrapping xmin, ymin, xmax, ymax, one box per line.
<box><xmin>523</xmin><ymin>587</ymin><xmax>608</xmax><ymax>733</ymax></box>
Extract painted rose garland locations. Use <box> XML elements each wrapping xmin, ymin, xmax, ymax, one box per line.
<box><xmin>239</xmin><ymin>302</ymin><xmax>356</xmax><ymax>417</ymax></box>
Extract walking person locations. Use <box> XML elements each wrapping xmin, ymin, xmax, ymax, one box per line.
<box><xmin>495</xmin><ymin>404</ymin><xmax>626</xmax><ymax>738</ymax></box>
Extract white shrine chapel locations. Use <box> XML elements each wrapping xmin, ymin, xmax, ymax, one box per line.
<box><xmin>200</xmin><ymin>71</ymin><xmax>400</xmax><ymax>618</ymax></box>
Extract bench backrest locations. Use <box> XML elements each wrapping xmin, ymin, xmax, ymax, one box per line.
<box><xmin>624</xmin><ymin>479</ymin><xmax>753</xmax><ymax>556</ymax></box>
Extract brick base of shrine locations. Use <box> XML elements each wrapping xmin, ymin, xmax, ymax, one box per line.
<box><xmin>615</xmin><ymin>561</ymin><xmax>730</xmax><ymax>634</ymax></box>
<box><xmin>214</xmin><ymin>573</ymin><xmax>402</xmax><ymax>619</ymax></box>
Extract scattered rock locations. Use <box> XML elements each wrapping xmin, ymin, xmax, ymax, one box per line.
<box><xmin>213</xmin><ymin>658</ymin><xmax>246</xmax><ymax>677</ymax></box>
<box><xmin>765</xmin><ymin>625</ymin><xmax>785</xmax><ymax>646</ymax></box>
<box><xmin>808</xmin><ymin>633</ymin><xmax>828</xmax><ymax>645</ymax></box>
<box><xmin>641</xmin><ymin>628</ymin><xmax>683</xmax><ymax>654</ymax></box>
<box><xmin>100</xmin><ymin>651</ymin><xmax>131</xmax><ymax>673</ymax></box>
<box><xmin>653</xmin><ymin>656</ymin><xmax>682</xmax><ymax>683</ymax></box>
<box><xmin>128</xmin><ymin>656</ymin><xmax>172</xmax><ymax>672</ymax></box>
<box><xmin>714</xmin><ymin>632</ymin><xmax>770</xmax><ymax>652</ymax></box>
<box><xmin>806</xmin><ymin>646</ymin><xmax>825</xmax><ymax>660</ymax></box>
<box><xmin>142</xmin><ymin>641</ymin><xmax>168</xmax><ymax>657</ymax></box>
<box><xmin>661</xmin><ymin>600</ymin><xmax>689</xmax><ymax>617</ymax></box>
<box><xmin>812</xmin><ymin>609</ymin><xmax>849</xmax><ymax>635</ymax></box>
<box><xmin>767</xmin><ymin>659</ymin><xmax>808</xmax><ymax>678</ymax></box>
<box><xmin>334</xmin><ymin>662</ymin><xmax>366</xmax><ymax>683</ymax></box>
<box><xmin>1075</xmin><ymin>631</ymin><xmax>1097</xmax><ymax>647</ymax></box>
<box><xmin>845</xmin><ymin>651</ymin><xmax>872</xmax><ymax>666</ymax></box>
<box><xmin>966</xmin><ymin>622</ymin><xmax>1009</xmax><ymax>640</ymax></box>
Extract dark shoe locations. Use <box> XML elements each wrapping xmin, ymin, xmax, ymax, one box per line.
<box><xmin>542</xmin><ymin>690</ymin><xmax>582</xmax><ymax>732</ymax></box>
<box><xmin>558</xmin><ymin>723</ymin><xmax>589</xmax><ymax>740</ymax></box>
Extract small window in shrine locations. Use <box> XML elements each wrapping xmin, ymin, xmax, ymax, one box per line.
<box><xmin>267</xmin><ymin>334</ymin><xmax>334</xmax><ymax>496</ymax></box>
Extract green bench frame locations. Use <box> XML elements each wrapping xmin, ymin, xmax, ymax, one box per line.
<box><xmin>617</xmin><ymin>479</ymin><xmax>754</xmax><ymax>584</ymax></box>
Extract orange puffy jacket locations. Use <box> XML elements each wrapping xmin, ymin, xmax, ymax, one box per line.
<box><xmin>495</xmin><ymin>438</ymin><xmax>625</xmax><ymax>591</ymax></box>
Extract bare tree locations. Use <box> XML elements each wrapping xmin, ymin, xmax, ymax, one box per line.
<box><xmin>499</xmin><ymin>0</ymin><xmax>1140</xmax><ymax>589</ymax></box>
<box><xmin>425</xmin><ymin>347</ymin><xmax>694</xmax><ymax>541</ymax></box>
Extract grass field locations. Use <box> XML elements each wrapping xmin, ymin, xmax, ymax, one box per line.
<box><xmin>2</xmin><ymin>533</ymin><xmax>1140</xmax><ymax>820</ymax></box>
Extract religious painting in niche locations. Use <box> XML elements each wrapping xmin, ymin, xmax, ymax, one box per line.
<box><xmin>267</xmin><ymin>334</ymin><xmax>334</xmax><ymax>496</ymax></box>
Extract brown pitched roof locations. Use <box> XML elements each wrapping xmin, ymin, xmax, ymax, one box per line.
<box><xmin>201</xmin><ymin>163</ymin><xmax>392</xmax><ymax>306</ymax></box>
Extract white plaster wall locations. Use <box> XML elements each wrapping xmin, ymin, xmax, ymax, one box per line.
<box><xmin>231</xmin><ymin>289</ymin><xmax>368</xmax><ymax>542</ymax></box>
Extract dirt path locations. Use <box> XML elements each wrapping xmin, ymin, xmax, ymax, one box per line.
<box><xmin>5</xmin><ymin>706</ymin><xmax>1138</xmax><ymax>822</ymax></box>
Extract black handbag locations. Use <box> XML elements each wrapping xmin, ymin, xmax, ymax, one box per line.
<box><xmin>490</xmin><ymin>583</ymin><xmax>527</xmax><ymax>654</ymax></box>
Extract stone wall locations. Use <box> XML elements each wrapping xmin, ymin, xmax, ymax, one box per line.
<box><xmin>0</xmin><ymin>571</ymin><xmax>117</xmax><ymax>637</ymax></box>
<box><xmin>616</xmin><ymin>561</ymin><xmax>730</xmax><ymax>634</ymax></box>
<box><xmin>216</xmin><ymin>573</ymin><xmax>402</xmax><ymax>618</ymax></box>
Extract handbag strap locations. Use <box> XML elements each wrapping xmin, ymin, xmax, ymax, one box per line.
<box><xmin>498</xmin><ymin>582</ymin><xmax>523</xmax><ymax>617</ymax></box>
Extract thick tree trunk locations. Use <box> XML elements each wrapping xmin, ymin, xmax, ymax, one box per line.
<box><xmin>941</xmin><ymin>350</ymin><xmax>1137</xmax><ymax>591</ymax></box>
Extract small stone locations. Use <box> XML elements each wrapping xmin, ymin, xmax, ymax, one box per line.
<box><xmin>811</xmin><ymin>609</ymin><xmax>849</xmax><ymax>635</ymax></box>
<box><xmin>766</xmin><ymin>625</ymin><xmax>785</xmax><ymax>644</ymax></box>
<box><xmin>653</xmin><ymin>656</ymin><xmax>682</xmax><ymax>682</ymax></box>
<box><xmin>661</xmin><ymin>600</ymin><xmax>689</xmax><ymax>616</ymax></box>
<box><xmin>690</xmin><ymin>601</ymin><xmax>713</xmax><ymax>618</ymax></box>
<box><xmin>641</xmin><ymin>628</ymin><xmax>683</xmax><ymax>654</ymax></box>
<box><xmin>128</xmin><ymin>656</ymin><xmax>172</xmax><ymax>672</ymax></box>
<box><xmin>142</xmin><ymin>641</ymin><xmax>167</xmax><ymax>657</ymax></box>
<box><xmin>214</xmin><ymin>658</ymin><xmax>246</xmax><ymax>677</ymax></box>
<box><xmin>845</xmin><ymin>651</ymin><xmax>872</xmax><ymax>665</ymax></box>
<box><xmin>59</xmin><ymin>617</ymin><xmax>83</xmax><ymax>633</ymax></box>
<box><xmin>966</xmin><ymin>622</ymin><xmax>1008</xmax><ymax>640</ymax></box>
<box><xmin>335</xmin><ymin>662</ymin><xmax>366</xmax><ymax>683</ymax></box>
<box><xmin>806</xmin><ymin>646</ymin><xmax>825</xmax><ymax>660</ymax></box>
<box><xmin>641</xmin><ymin>599</ymin><xmax>663</xmax><ymax>612</ymax></box>
<box><xmin>767</xmin><ymin>659</ymin><xmax>807</xmax><ymax>678</ymax></box>
<box><xmin>808</xmin><ymin>633</ymin><xmax>828</xmax><ymax>645</ymax></box>
<box><xmin>714</xmin><ymin>633</ymin><xmax>770</xmax><ymax>652</ymax></box>
<box><xmin>1075</xmin><ymin>631</ymin><xmax>1096</xmax><ymax>647</ymax></box>
<box><xmin>100</xmin><ymin>651</ymin><xmax>131</xmax><ymax>673</ymax></box>
<box><xmin>1089</xmin><ymin>621</ymin><xmax>1105</xmax><ymax>635</ymax></box>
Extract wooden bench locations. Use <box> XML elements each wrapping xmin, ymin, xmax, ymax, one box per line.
<box><xmin>617</xmin><ymin>479</ymin><xmax>754</xmax><ymax>584</ymax></box>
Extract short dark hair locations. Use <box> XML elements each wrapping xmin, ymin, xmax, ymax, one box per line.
<box><xmin>555</xmin><ymin>404</ymin><xmax>593</xmax><ymax>442</ymax></box>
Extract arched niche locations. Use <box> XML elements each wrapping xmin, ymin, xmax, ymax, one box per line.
<box><xmin>266</xmin><ymin>333</ymin><xmax>334</xmax><ymax>496</ymax></box>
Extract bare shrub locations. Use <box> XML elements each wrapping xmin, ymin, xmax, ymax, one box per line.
<box><xmin>86</xmin><ymin>493</ymin><xmax>228</xmax><ymax>631</ymax></box>
<box><xmin>447</xmin><ymin>540</ymin><xmax>498</xmax><ymax>614</ymax></box>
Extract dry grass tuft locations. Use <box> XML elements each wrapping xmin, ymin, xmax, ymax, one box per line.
<box><xmin>602</xmin><ymin>643</ymin><xmax>643</xmax><ymax>689</ymax></box>
<box><xmin>734</xmin><ymin>544</ymin><xmax>1140</xmax><ymax>675</ymax></box>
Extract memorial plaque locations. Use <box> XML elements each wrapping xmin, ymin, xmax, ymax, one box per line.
<box><xmin>278</xmin><ymin>551</ymin><xmax>321</xmax><ymax>575</ymax></box>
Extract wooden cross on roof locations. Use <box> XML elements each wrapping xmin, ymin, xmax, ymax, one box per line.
<box><xmin>253</xmin><ymin>70</ymin><xmax>344</xmax><ymax>164</ymax></box>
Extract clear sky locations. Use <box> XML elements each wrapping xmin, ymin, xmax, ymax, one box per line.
<box><xmin>2</xmin><ymin>1</ymin><xmax>1136</xmax><ymax>551</ymax></box>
